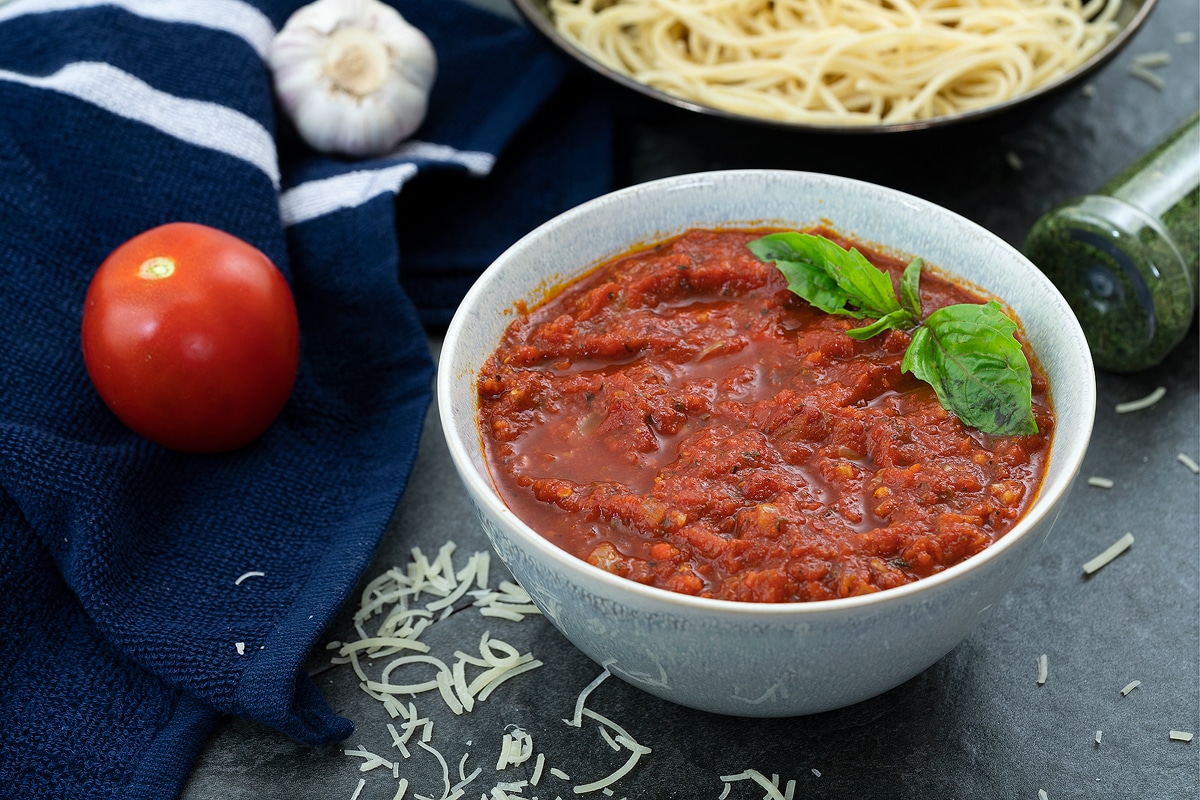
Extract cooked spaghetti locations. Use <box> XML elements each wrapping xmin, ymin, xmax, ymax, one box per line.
<box><xmin>548</xmin><ymin>0</ymin><xmax>1122</xmax><ymax>124</ymax></box>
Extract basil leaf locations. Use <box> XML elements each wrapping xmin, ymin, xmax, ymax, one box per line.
<box><xmin>748</xmin><ymin>232</ymin><xmax>905</xmax><ymax>321</ymax></box>
<box><xmin>900</xmin><ymin>258</ymin><xmax>923</xmax><ymax>319</ymax></box>
<box><xmin>772</xmin><ymin>255</ymin><xmax>858</xmax><ymax>317</ymax></box>
<box><xmin>824</xmin><ymin>242</ymin><xmax>904</xmax><ymax>319</ymax></box>
<box><xmin>750</xmin><ymin>231</ymin><xmax>1038</xmax><ymax>438</ymax></box>
<box><xmin>846</xmin><ymin>308</ymin><xmax>914</xmax><ymax>341</ymax></box>
<box><xmin>901</xmin><ymin>301</ymin><xmax>1037</xmax><ymax>436</ymax></box>
<box><xmin>745</xmin><ymin>231</ymin><xmax>816</xmax><ymax>265</ymax></box>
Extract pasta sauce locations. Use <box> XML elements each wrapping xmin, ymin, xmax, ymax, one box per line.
<box><xmin>478</xmin><ymin>229</ymin><xmax>1054</xmax><ymax>603</ymax></box>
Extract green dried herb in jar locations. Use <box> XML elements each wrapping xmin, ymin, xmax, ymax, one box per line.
<box><xmin>1024</xmin><ymin>111</ymin><xmax>1199</xmax><ymax>373</ymax></box>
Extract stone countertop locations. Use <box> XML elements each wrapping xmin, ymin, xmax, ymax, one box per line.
<box><xmin>182</xmin><ymin>2</ymin><xmax>1199</xmax><ymax>798</ymax></box>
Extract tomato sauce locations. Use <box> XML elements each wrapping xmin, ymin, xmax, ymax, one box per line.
<box><xmin>477</xmin><ymin>229</ymin><xmax>1054</xmax><ymax>603</ymax></box>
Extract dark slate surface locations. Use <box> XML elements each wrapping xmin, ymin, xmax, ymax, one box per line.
<box><xmin>181</xmin><ymin>1</ymin><xmax>1199</xmax><ymax>797</ymax></box>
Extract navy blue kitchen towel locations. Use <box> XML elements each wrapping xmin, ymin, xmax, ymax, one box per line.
<box><xmin>0</xmin><ymin>1</ymin><xmax>612</xmax><ymax>798</ymax></box>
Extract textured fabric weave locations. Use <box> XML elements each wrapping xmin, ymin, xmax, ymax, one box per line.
<box><xmin>0</xmin><ymin>1</ymin><xmax>612</xmax><ymax>797</ymax></box>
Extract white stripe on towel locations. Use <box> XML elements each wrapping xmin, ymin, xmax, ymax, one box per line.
<box><xmin>0</xmin><ymin>61</ymin><xmax>280</xmax><ymax>188</ymax></box>
<box><xmin>0</xmin><ymin>0</ymin><xmax>275</xmax><ymax>58</ymax></box>
<box><xmin>279</xmin><ymin>163</ymin><xmax>420</xmax><ymax>227</ymax></box>
<box><xmin>385</xmin><ymin>141</ymin><xmax>496</xmax><ymax>177</ymax></box>
<box><xmin>279</xmin><ymin>142</ymin><xmax>496</xmax><ymax>226</ymax></box>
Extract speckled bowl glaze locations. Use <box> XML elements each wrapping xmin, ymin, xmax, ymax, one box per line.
<box><xmin>438</xmin><ymin>170</ymin><xmax>1095</xmax><ymax>717</ymax></box>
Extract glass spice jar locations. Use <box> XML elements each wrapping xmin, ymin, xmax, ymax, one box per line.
<box><xmin>1024</xmin><ymin>111</ymin><xmax>1199</xmax><ymax>372</ymax></box>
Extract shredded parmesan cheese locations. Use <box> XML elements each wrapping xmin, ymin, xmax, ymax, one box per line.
<box><xmin>1128</xmin><ymin>60</ymin><xmax>1168</xmax><ymax>90</ymax></box>
<box><xmin>598</xmin><ymin>726</ymin><xmax>622</xmax><ymax>752</ymax></box>
<box><xmin>1038</xmin><ymin>790</ymin><xmax>1049</xmax><ymax>800</ymax></box>
<box><xmin>719</xmin><ymin>770</ymin><xmax>787</xmax><ymax>800</ymax></box>
<box><xmin>234</xmin><ymin>570</ymin><xmax>265</xmax><ymax>585</ymax></box>
<box><xmin>496</xmin><ymin>727</ymin><xmax>533</xmax><ymax>770</ymax></box>
<box><xmin>1083</xmin><ymin>533</ymin><xmax>1135</xmax><ymax>575</ymax></box>
<box><xmin>416</xmin><ymin>740</ymin><xmax>451</xmax><ymax>800</ymax></box>
<box><xmin>1036</xmin><ymin>654</ymin><xmax>1048</xmax><ymax>685</ymax></box>
<box><xmin>565</xmin><ymin>670</ymin><xmax>610</xmax><ymax>727</ymax></box>
<box><xmin>343</xmin><ymin>745</ymin><xmax>394</xmax><ymax>773</ymax></box>
<box><xmin>450</xmin><ymin>765</ymin><xmax>480</xmax><ymax>796</ymax></box>
<box><xmin>328</xmin><ymin>543</ymin><xmax>664</xmax><ymax>800</ymax></box>
<box><xmin>234</xmin><ymin>641</ymin><xmax>246</xmax><ymax>656</ymax></box>
<box><xmin>531</xmin><ymin>753</ymin><xmax>546</xmax><ymax>785</ymax></box>
<box><xmin>385</xmin><ymin>723</ymin><xmax>410</xmax><ymax>758</ymax></box>
<box><xmin>1132</xmin><ymin>51</ymin><xmax>1172</xmax><ymax>68</ymax></box>
<box><xmin>572</xmin><ymin>737</ymin><xmax>651</xmax><ymax>794</ymax></box>
<box><xmin>1086</xmin><ymin>476</ymin><xmax>1114</xmax><ymax>488</ymax></box>
<box><xmin>1177</xmin><ymin>453</ymin><xmax>1200</xmax><ymax>474</ymax></box>
<box><xmin>1095</xmin><ymin>730</ymin><xmax>1102</xmax><ymax>745</ymax></box>
<box><xmin>1115</xmin><ymin>386</ymin><xmax>1166</xmax><ymax>413</ymax></box>
<box><xmin>1169</xmin><ymin>730</ymin><xmax>1194</xmax><ymax>742</ymax></box>
<box><xmin>1120</xmin><ymin>679</ymin><xmax>1142</xmax><ymax>696</ymax></box>
<box><xmin>350</xmin><ymin>779</ymin><xmax>366</xmax><ymax>800</ymax></box>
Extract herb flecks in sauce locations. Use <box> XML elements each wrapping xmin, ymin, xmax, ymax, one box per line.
<box><xmin>747</xmin><ymin>232</ymin><xmax>1037</xmax><ymax>437</ymax></box>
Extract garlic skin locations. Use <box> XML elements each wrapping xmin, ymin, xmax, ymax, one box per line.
<box><xmin>268</xmin><ymin>0</ymin><xmax>437</xmax><ymax>157</ymax></box>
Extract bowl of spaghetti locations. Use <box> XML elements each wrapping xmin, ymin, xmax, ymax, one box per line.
<box><xmin>512</xmin><ymin>0</ymin><xmax>1154</xmax><ymax>132</ymax></box>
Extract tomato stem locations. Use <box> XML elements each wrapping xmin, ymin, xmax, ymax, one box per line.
<box><xmin>138</xmin><ymin>257</ymin><xmax>175</xmax><ymax>280</ymax></box>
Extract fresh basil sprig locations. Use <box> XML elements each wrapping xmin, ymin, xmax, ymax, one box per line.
<box><xmin>747</xmin><ymin>232</ymin><xmax>1037</xmax><ymax>437</ymax></box>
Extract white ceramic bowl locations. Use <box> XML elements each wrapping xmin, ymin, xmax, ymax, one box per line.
<box><xmin>438</xmin><ymin>170</ymin><xmax>1095</xmax><ymax>717</ymax></box>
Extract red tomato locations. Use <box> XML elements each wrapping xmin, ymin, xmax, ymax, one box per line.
<box><xmin>81</xmin><ymin>222</ymin><xmax>300</xmax><ymax>453</ymax></box>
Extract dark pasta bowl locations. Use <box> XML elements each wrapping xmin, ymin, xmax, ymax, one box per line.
<box><xmin>438</xmin><ymin>170</ymin><xmax>1095</xmax><ymax>716</ymax></box>
<box><xmin>511</xmin><ymin>0</ymin><xmax>1155</xmax><ymax>135</ymax></box>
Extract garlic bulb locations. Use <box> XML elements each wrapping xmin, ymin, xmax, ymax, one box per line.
<box><xmin>268</xmin><ymin>0</ymin><xmax>437</xmax><ymax>157</ymax></box>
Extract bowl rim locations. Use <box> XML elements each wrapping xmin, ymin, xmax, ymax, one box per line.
<box><xmin>510</xmin><ymin>0</ymin><xmax>1157</xmax><ymax>135</ymax></box>
<box><xmin>438</xmin><ymin>169</ymin><xmax>1096</xmax><ymax>618</ymax></box>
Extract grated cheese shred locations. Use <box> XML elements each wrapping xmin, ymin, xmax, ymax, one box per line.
<box><xmin>416</xmin><ymin>740</ymin><xmax>451</xmax><ymax>800</ymax></box>
<box><xmin>719</xmin><ymin>770</ymin><xmax>787</xmax><ymax>800</ymax></box>
<box><xmin>531</xmin><ymin>753</ymin><xmax>545</xmax><ymax>786</ymax></box>
<box><xmin>565</xmin><ymin>670</ymin><xmax>611</xmax><ymax>727</ymax></box>
<box><xmin>1128</xmin><ymin>62</ymin><xmax>1167</xmax><ymax>90</ymax></box>
<box><xmin>1036</xmin><ymin>654</ymin><xmax>1048</xmax><ymax>685</ymax></box>
<box><xmin>1114</xmin><ymin>386</ymin><xmax>1166</xmax><ymax>413</ymax></box>
<box><xmin>599</xmin><ymin>726</ymin><xmax>621</xmax><ymax>752</ymax></box>
<box><xmin>571</xmin><ymin>740</ymin><xmax>651</xmax><ymax>795</ymax></box>
<box><xmin>1132</xmin><ymin>51</ymin><xmax>1172</xmax><ymax>68</ymax></box>
<box><xmin>1083</xmin><ymin>533</ymin><xmax>1135</xmax><ymax>575</ymax></box>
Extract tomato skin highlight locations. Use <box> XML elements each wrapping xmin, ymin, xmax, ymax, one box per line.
<box><xmin>81</xmin><ymin>222</ymin><xmax>300</xmax><ymax>453</ymax></box>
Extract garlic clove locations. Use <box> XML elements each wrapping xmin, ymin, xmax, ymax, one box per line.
<box><xmin>268</xmin><ymin>0</ymin><xmax>437</xmax><ymax>158</ymax></box>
